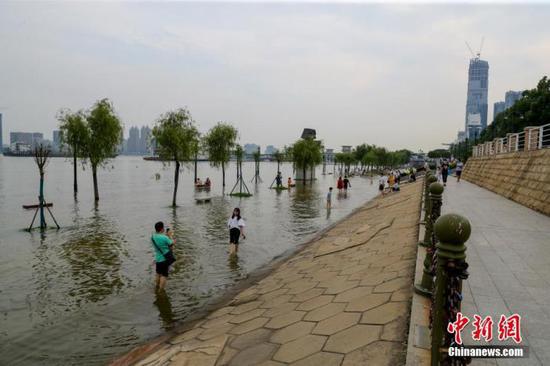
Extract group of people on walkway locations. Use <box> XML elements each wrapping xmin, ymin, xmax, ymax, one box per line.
<box><xmin>435</xmin><ymin>159</ymin><xmax>464</xmax><ymax>186</ymax></box>
<box><xmin>378</xmin><ymin>170</ymin><xmax>402</xmax><ymax>196</ymax></box>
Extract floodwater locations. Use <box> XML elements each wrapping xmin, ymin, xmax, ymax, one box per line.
<box><xmin>0</xmin><ymin>156</ymin><xmax>378</xmax><ymax>365</ymax></box>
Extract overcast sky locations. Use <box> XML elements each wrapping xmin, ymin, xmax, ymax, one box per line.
<box><xmin>0</xmin><ymin>1</ymin><xmax>549</xmax><ymax>152</ymax></box>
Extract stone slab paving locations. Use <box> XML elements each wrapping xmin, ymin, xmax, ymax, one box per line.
<box><xmin>117</xmin><ymin>181</ymin><xmax>423</xmax><ymax>366</ymax></box>
<box><xmin>443</xmin><ymin>179</ymin><xmax>550</xmax><ymax>365</ymax></box>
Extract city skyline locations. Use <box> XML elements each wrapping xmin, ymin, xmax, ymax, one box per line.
<box><xmin>1</xmin><ymin>3</ymin><xmax>549</xmax><ymax>151</ymax></box>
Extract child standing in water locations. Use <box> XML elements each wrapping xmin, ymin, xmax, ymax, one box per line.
<box><xmin>326</xmin><ymin>187</ymin><xmax>333</xmax><ymax>209</ymax></box>
<box><xmin>228</xmin><ymin>208</ymin><xmax>246</xmax><ymax>255</ymax></box>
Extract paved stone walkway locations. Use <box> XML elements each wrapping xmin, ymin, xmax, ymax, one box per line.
<box><xmin>443</xmin><ymin>179</ymin><xmax>550</xmax><ymax>365</ymax></box>
<box><xmin>122</xmin><ymin>181</ymin><xmax>423</xmax><ymax>366</ymax></box>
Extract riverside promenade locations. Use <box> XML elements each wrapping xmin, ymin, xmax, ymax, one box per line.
<box><xmin>114</xmin><ymin>180</ymin><xmax>423</xmax><ymax>366</ymax></box>
<box><xmin>442</xmin><ymin>179</ymin><xmax>550</xmax><ymax>365</ymax></box>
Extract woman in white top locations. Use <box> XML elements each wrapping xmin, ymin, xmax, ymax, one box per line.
<box><xmin>227</xmin><ymin>207</ymin><xmax>246</xmax><ymax>255</ymax></box>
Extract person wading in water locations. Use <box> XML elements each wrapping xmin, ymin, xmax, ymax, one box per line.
<box><xmin>227</xmin><ymin>208</ymin><xmax>246</xmax><ymax>255</ymax></box>
<box><xmin>151</xmin><ymin>221</ymin><xmax>176</xmax><ymax>291</ymax></box>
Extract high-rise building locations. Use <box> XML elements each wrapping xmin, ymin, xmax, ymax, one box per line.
<box><xmin>493</xmin><ymin>101</ymin><xmax>506</xmax><ymax>121</ymax></box>
<box><xmin>127</xmin><ymin>126</ymin><xmax>140</xmax><ymax>154</ymax></box>
<box><xmin>140</xmin><ymin>126</ymin><xmax>152</xmax><ymax>155</ymax></box>
<box><xmin>0</xmin><ymin>113</ymin><xmax>3</xmax><ymax>153</ymax></box>
<box><xmin>244</xmin><ymin>143</ymin><xmax>260</xmax><ymax>155</ymax></box>
<box><xmin>465</xmin><ymin>57</ymin><xmax>489</xmax><ymax>139</ymax></box>
<box><xmin>505</xmin><ymin>90</ymin><xmax>522</xmax><ymax>109</ymax></box>
<box><xmin>53</xmin><ymin>130</ymin><xmax>61</xmax><ymax>151</ymax></box>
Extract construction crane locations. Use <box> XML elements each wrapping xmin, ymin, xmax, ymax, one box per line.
<box><xmin>465</xmin><ymin>37</ymin><xmax>485</xmax><ymax>59</ymax></box>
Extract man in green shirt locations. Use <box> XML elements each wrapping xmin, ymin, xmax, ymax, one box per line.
<box><xmin>152</xmin><ymin>221</ymin><xmax>175</xmax><ymax>290</ymax></box>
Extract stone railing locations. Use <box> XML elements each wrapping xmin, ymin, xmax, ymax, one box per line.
<box><xmin>414</xmin><ymin>172</ymin><xmax>473</xmax><ymax>365</ymax></box>
<box><xmin>472</xmin><ymin>123</ymin><xmax>550</xmax><ymax>157</ymax></box>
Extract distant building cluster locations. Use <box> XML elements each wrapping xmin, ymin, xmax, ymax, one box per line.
<box><xmin>493</xmin><ymin>90</ymin><xmax>522</xmax><ymax>121</ymax></box>
<box><xmin>241</xmin><ymin>144</ymin><xmax>279</xmax><ymax>157</ymax></box>
<box><xmin>122</xmin><ymin>126</ymin><xmax>152</xmax><ymax>155</ymax></box>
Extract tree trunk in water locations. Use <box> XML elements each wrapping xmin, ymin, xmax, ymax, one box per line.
<box><xmin>303</xmin><ymin>167</ymin><xmax>306</xmax><ymax>182</ymax></box>
<box><xmin>39</xmin><ymin>172</ymin><xmax>46</xmax><ymax>229</ymax></box>
<box><xmin>194</xmin><ymin>154</ymin><xmax>197</xmax><ymax>184</ymax></box>
<box><xmin>73</xmin><ymin>148</ymin><xmax>78</xmax><ymax>195</ymax></box>
<box><xmin>92</xmin><ymin>164</ymin><xmax>99</xmax><ymax>201</ymax></box>
<box><xmin>222</xmin><ymin>162</ymin><xmax>226</xmax><ymax>187</ymax></box>
<box><xmin>172</xmin><ymin>161</ymin><xmax>180</xmax><ymax>207</ymax></box>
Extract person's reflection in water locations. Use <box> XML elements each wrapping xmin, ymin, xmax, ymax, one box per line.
<box><xmin>326</xmin><ymin>207</ymin><xmax>331</xmax><ymax>220</ymax></box>
<box><xmin>154</xmin><ymin>290</ymin><xmax>175</xmax><ymax>330</ymax></box>
<box><xmin>228</xmin><ymin>254</ymin><xmax>241</xmax><ymax>272</ymax></box>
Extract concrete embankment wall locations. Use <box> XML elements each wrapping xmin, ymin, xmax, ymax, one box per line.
<box><xmin>463</xmin><ymin>149</ymin><xmax>550</xmax><ymax>216</ymax></box>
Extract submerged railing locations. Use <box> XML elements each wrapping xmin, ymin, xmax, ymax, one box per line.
<box><xmin>472</xmin><ymin>123</ymin><xmax>550</xmax><ymax>157</ymax></box>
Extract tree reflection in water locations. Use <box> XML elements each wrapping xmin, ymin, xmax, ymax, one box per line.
<box><xmin>60</xmin><ymin>210</ymin><xmax>127</xmax><ymax>306</ymax></box>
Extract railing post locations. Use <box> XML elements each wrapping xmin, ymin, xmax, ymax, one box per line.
<box><xmin>419</xmin><ymin>174</ymin><xmax>438</xmax><ymax>247</ymax></box>
<box><xmin>415</xmin><ymin>182</ymin><xmax>444</xmax><ymax>297</ymax></box>
<box><xmin>431</xmin><ymin>214</ymin><xmax>471</xmax><ymax>366</ymax></box>
<box><xmin>539</xmin><ymin>125</ymin><xmax>544</xmax><ymax>149</ymax></box>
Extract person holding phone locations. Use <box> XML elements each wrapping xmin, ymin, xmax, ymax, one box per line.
<box><xmin>152</xmin><ymin>221</ymin><xmax>176</xmax><ymax>290</ymax></box>
<box><xmin>227</xmin><ymin>208</ymin><xmax>246</xmax><ymax>255</ymax></box>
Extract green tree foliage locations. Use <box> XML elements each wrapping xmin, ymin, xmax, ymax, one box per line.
<box><xmin>354</xmin><ymin>143</ymin><xmax>369</xmax><ymax>164</ymax></box>
<box><xmin>334</xmin><ymin>152</ymin><xmax>356</xmax><ymax>172</ymax></box>
<box><xmin>58</xmin><ymin>109</ymin><xmax>89</xmax><ymax>195</ymax></box>
<box><xmin>203</xmin><ymin>122</ymin><xmax>238</xmax><ymax>187</ymax></box>
<box><xmin>84</xmin><ymin>99</ymin><xmax>123</xmax><ymax>202</ymax></box>
<box><xmin>291</xmin><ymin>138</ymin><xmax>323</xmax><ymax>182</ymax></box>
<box><xmin>152</xmin><ymin>108</ymin><xmax>200</xmax><ymax>207</ymax></box>
<box><xmin>428</xmin><ymin>149</ymin><xmax>451</xmax><ymax>159</ymax></box>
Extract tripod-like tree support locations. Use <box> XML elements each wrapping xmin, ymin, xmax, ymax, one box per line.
<box><xmin>230</xmin><ymin>146</ymin><xmax>252</xmax><ymax>197</ymax></box>
<box><xmin>25</xmin><ymin>144</ymin><xmax>60</xmax><ymax>231</ymax></box>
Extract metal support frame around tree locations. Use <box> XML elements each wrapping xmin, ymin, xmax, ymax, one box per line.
<box><xmin>230</xmin><ymin>159</ymin><xmax>252</xmax><ymax>196</ymax></box>
<box><xmin>25</xmin><ymin>144</ymin><xmax>60</xmax><ymax>231</ymax></box>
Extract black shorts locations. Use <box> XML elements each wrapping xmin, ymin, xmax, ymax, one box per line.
<box><xmin>456</xmin><ymin>170</ymin><xmax>462</xmax><ymax>176</ymax></box>
<box><xmin>230</xmin><ymin>228</ymin><xmax>241</xmax><ymax>244</ymax></box>
<box><xmin>156</xmin><ymin>260</ymin><xmax>171</xmax><ymax>277</ymax></box>
<box><xmin>379</xmin><ymin>184</ymin><xmax>384</xmax><ymax>191</ymax></box>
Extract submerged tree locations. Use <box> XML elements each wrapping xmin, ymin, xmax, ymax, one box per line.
<box><xmin>203</xmin><ymin>122</ymin><xmax>238</xmax><ymax>187</ymax></box>
<box><xmin>84</xmin><ymin>98</ymin><xmax>123</xmax><ymax>202</ymax></box>
<box><xmin>291</xmin><ymin>138</ymin><xmax>323</xmax><ymax>183</ymax></box>
<box><xmin>251</xmin><ymin>147</ymin><xmax>262</xmax><ymax>183</ymax></box>
<box><xmin>58</xmin><ymin>109</ymin><xmax>88</xmax><ymax>196</ymax></box>
<box><xmin>152</xmin><ymin>108</ymin><xmax>200</xmax><ymax>207</ymax></box>
<box><xmin>33</xmin><ymin>144</ymin><xmax>51</xmax><ymax>229</ymax></box>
